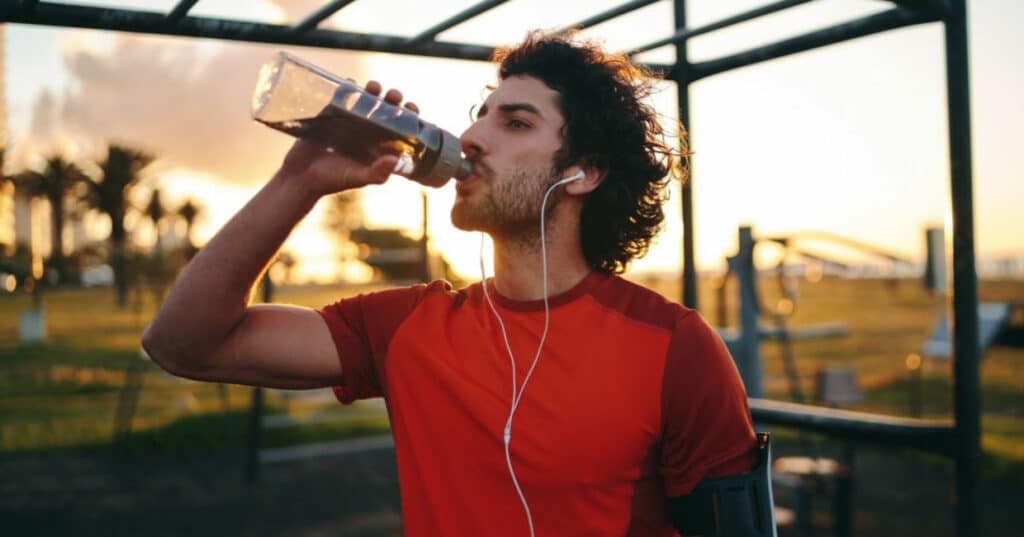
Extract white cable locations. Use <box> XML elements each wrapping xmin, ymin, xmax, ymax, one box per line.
<box><xmin>479</xmin><ymin>171</ymin><xmax>584</xmax><ymax>537</ymax></box>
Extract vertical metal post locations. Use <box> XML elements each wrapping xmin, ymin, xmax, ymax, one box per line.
<box><xmin>245</xmin><ymin>386</ymin><xmax>264</xmax><ymax>484</ymax></box>
<box><xmin>245</xmin><ymin>273</ymin><xmax>274</xmax><ymax>484</ymax></box>
<box><xmin>944</xmin><ymin>2</ymin><xmax>980</xmax><ymax>536</ymax></box>
<box><xmin>736</xmin><ymin>226</ymin><xmax>764</xmax><ymax>398</ymax></box>
<box><xmin>673</xmin><ymin>0</ymin><xmax>697</xmax><ymax>310</ymax></box>
<box><xmin>835</xmin><ymin>445</ymin><xmax>855</xmax><ymax>537</ymax></box>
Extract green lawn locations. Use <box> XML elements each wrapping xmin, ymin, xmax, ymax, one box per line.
<box><xmin>1</xmin><ymin>276</ymin><xmax>1022</xmax><ymax>481</ymax></box>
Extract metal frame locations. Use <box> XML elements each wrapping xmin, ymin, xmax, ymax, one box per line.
<box><xmin>0</xmin><ymin>1</ymin><xmax>979</xmax><ymax>535</ymax></box>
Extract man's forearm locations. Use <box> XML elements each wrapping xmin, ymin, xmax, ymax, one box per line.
<box><xmin>142</xmin><ymin>171</ymin><xmax>319</xmax><ymax>370</ymax></box>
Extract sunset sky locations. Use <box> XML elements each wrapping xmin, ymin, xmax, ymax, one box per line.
<box><xmin>3</xmin><ymin>0</ymin><xmax>1022</xmax><ymax>282</ymax></box>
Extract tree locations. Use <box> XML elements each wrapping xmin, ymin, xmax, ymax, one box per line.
<box><xmin>324</xmin><ymin>190</ymin><xmax>365</xmax><ymax>239</ymax></box>
<box><xmin>83</xmin><ymin>144</ymin><xmax>155</xmax><ymax>307</ymax></box>
<box><xmin>177</xmin><ymin>198</ymin><xmax>202</xmax><ymax>259</ymax></box>
<box><xmin>16</xmin><ymin>153</ymin><xmax>86</xmax><ymax>283</ymax></box>
<box><xmin>145</xmin><ymin>188</ymin><xmax>165</xmax><ymax>252</ymax></box>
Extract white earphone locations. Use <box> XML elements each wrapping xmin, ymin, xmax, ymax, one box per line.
<box><xmin>478</xmin><ymin>167</ymin><xmax>586</xmax><ymax>537</ymax></box>
<box><xmin>554</xmin><ymin>169</ymin><xmax>585</xmax><ymax>186</ymax></box>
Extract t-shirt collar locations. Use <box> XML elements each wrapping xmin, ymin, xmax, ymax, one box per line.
<box><xmin>486</xmin><ymin>271</ymin><xmax>609</xmax><ymax>312</ymax></box>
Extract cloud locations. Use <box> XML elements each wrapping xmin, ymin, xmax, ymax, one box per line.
<box><xmin>32</xmin><ymin>15</ymin><xmax>367</xmax><ymax>186</ymax></box>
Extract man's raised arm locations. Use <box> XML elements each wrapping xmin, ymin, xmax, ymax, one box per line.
<box><xmin>142</xmin><ymin>83</ymin><xmax>414</xmax><ymax>390</ymax></box>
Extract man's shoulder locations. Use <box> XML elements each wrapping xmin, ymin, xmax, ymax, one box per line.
<box><xmin>323</xmin><ymin>279</ymin><xmax>459</xmax><ymax>314</ymax></box>
<box><xmin>589</xmin><ymin>274</ymin><xmax>695</xmax><ymax>332</ymax></box>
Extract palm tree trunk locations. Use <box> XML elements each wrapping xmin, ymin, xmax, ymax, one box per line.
<box><xmin>48</xmin><ymin>193</ymin><xmax>65</xmax><ymax>282</ymax></box>
<box><xmin>111</xmin><ymin>211</ymin><xmax>129</xmax><ymax>307</ymax></box>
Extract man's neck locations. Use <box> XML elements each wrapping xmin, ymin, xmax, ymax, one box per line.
<box><xmin>489</xmin><ymin>216</ymin><xmax>591</xmax><ymax>302</ymax></box>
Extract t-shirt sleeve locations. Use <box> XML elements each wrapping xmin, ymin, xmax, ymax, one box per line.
<box><xmin>659</xmin><ymin>311</ymin><xmax>758</xmax><ymax>497</ymax></box>
<box><xmin>317</xmin><ymin>282</ymin><xmax>438</xmax><ymax>404</ymax></box>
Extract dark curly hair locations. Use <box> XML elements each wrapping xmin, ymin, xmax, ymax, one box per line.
<box><xmin>493</xmin><ymin>32</ymin><xmax>687</xmax><ymax>274</ymax></box>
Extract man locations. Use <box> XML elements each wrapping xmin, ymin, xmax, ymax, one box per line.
<box><xmin>143</xmin><ymin>33</ymin><xmax>757</xmax><ymax>536</ymax></box>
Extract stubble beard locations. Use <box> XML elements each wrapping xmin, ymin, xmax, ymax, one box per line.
<box><xmin>451</xmin><ymin>162</ymin><xmax>564</xmax><ymax>245</ymax></box>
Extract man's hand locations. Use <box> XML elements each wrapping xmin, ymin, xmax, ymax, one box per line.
<box><xmin>276</xmin><ymin>81</ymin><xmax>421</xmax><ymax>197</ymax></box>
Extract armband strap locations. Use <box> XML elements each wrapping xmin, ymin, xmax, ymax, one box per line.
<box><xmin>668</xmin><ymin>432</ymin><xmax>777</xmax><ymax>537</ymax></box>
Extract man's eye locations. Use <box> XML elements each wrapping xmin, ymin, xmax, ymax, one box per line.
<box><xmin>507</xmin><ymin>119</ymin><xmax>530</xmax><ymax>129</ymax></box>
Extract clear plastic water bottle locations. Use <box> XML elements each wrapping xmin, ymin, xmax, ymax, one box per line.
<box><xmin>251</xmin><ymin>52</ymin><xmax>471</xmax><ymax>188</ymax></box>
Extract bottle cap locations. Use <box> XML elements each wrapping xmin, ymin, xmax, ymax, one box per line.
<box><xmin>419</xmin><ymin>129</ymin><xmax>470</xmax><ymax>188</ymax></box>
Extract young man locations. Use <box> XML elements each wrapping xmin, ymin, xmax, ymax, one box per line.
<box><xmin>144</xmin><ymin>34</ymin><xmax>757</xmax><ymax>536</ymax></box>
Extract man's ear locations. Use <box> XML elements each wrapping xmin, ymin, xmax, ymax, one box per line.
<box><xmin>564</xmin><ymin>165</ymin><xmax>606</xmax><ymax>195</ymax></box>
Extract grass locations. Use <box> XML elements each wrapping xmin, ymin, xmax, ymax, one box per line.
<box><xmin>631</xmin><ymin>273</ymin><xmax>1024</xmax><ymax>481</ymax></box>
<box><xmin>1</xmin><ymin>275</ymin><xmax>1022</xmax><ymax>482</ymax></box>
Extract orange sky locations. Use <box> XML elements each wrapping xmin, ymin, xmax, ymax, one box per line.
<box><xmin>3</xmin><ymin>1</ymin><xmax>1022</xmax><ymax>282</ymax></box>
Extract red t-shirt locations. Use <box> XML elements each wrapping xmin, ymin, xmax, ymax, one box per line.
<box><xmin>319</xmin><ymin>272</ymin><xmax>756</xmax><ymax>536</ymax></box>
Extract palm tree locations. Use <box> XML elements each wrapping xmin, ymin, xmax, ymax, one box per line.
<box><xmin>145</xmin><ymin>188</ymin><xmax>165</xmax><ymax>253</ymax></box>
<box><xmin>177</xmin><ymin>198</ymin><xmax>202</xmax><ymax>258</ymax></box>
<box><xmin>84</xmin><ymin>144</ymin><xmax>154</xmax><ymax>306</ymax></box>
<box><xmin>17</xmin><ymin>153</ymin><xmax>85</xmax><ymax>283</ymax></box>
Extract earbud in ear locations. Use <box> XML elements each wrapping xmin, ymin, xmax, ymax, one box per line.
<box><xmin>563</xmin><ymin>170</ymin><xmax>585</xmax><ymax>182</ymax></box>
<box><xmin>549</xmin><ymin>170</ymin><xmax>586</xmax><ymax>189</ymax></box>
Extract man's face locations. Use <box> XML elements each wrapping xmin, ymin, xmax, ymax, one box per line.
<box><xmin>452</xmin><ymin>75</ymin><xmax>566</xmax><ymax>237</ymax></box>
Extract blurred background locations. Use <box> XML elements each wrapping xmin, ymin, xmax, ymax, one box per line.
<box><xmin>0</xmin><ymin>1</ymin><xmax>1021</xmax><ymax>536</ymax></box>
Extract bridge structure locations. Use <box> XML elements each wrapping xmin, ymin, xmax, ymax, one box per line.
<box><xmin>1</xmin><ymin>1</ymin><xmax>981</xmax><ymax>535</ymax></box>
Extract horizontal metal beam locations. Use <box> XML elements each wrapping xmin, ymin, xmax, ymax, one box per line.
<box><xmin>628</xmin><ymin>0</ymin><xmax>812</xmax><ymax>57</ymax></box>
<box><xmin>404</xmin><ymin>0</ymin><xmax>507</xmax><ymax>47</ymax></box>
<box><xmin>882</xmin><ymin>0</ymin><xmax>949</xmax><ymax>11</ymax></box>
<box><xmin>554</xmin><ymin>0</ymin><xmax>661</xmax><ymax>35</ymax></box>
<box><xmin>0</xmin><ymin>2</ymin><xmax>673</xmax><ymax>75</ymax></box>
<box><xmin>686</xmin><ymin>6</ymin><xmax>943</xmax><ymax>81</ymax></box>
<box><xmin>779</xmin><ymin>230</ymin><xmax>916</xmax><ymax>265</ymax></box>
<box><xmin>749</xmin><ymin>398</ymin><xmax>958</xmax><ymax>457</ymax></box>
<box><xmin>0</xmin><ymin>3</ymin><xmax>497</xmax><ymax>62</ymax></box>
<box><xmin>165</xmin><ymin>0</ymin><xmax>199</xmax><ymax>25</ymax></box>
<box><xmin>291</xmin><ymin>0</ymin><xmax>359</xmax><ymax>35</ymax></box>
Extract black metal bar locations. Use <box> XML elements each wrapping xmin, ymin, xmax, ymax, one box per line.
<box><xmin>884</xmin><ymin>0</ymin><xmax>948</xmax><ymax>11</ymax></box>
<box><xmin>687</xmin><ymin>7</ymin><xmax>942</xmax><ymax>81</ymax></box>
<box><xmin>787</xmin><ymin>230</ymin><xmax>915</xmax><ymax>265</ymax></box>
<box><xmin>944</xmin><ymin>0</ymin><xmax>980</xmax><ymax>535</ymax></box>
<box><xmin>835</xmin><ymin>445</ymin><xmax>855</xmax><ymax>537</ymax></box>
<box><xmin>553</xmin><ymin>0</ymin><xmax>660</xmax><ymax>35</ymax></box>
<box><xmin>629</xmin><ymin>0</ymin><xmax>812</xmax><ymax>57</ymax></box>
<box><xmin>291</xmin><ymin>0</ymin><xmax>358</xmax><ymax>35</ymax></box>
<box><xmin>673</xmin><ymin>0</ymin><xmax>697</xmax><ymax>310</ymax></box>
<box><xmin>735</xmin><ymin>227</ymin><xmax>764</xmax><ymax>396</ymax></box>
<box><xmin>749</xmin><ymin>399</ymin><xmax>958</xmax><ymax>456</ymax></box>
<box><xmin>0</xmin><ymin>3</ymin><xmax>498</xmax><ymax>62</ymax></box>
<box><xmin>165</xmin><ymin>0</ymin><xmax>199</xmax><ymax>24</ymax></box>
<box><xmin>244</xmin><ymin>386</ymin><xmax>263</xmax><ymax>484</ymax></box>
<box><xmin>404</xmin><ymin>0</ymin><xmax>507</xmax><ymax>47</ymax></box>
<box><xmin>19</xmin><ymin>0</ymin><xmax>38</xmax><ymax>14</ymax></box>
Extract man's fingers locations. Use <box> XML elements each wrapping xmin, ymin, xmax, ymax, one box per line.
<box><xmin>367</xmin><ymin>156</ymin><xmax>398</xmax><ymax>184</ymax></box>
<box><xmin>383</xmin><ymin>88</ymin><xmax>403</xmax><ymax>105</ymax></box>
<box><xmin>365</xmin><ymin>83</ymin><xmax>415</xmax><ymax>113</ymax></box>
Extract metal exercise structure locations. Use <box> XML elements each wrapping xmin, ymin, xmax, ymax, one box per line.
<box><xmin>1</xmin><ymin>1</ymin><xmax>980</xmax><ymax>535</ymax></box>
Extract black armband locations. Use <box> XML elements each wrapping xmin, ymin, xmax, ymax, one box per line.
<box><xmin>667</xmin><ymin>432</ymin><xmax>777</xmax><ymax>537</ymax></box>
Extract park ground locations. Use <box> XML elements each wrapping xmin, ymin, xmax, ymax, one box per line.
<box><xmin>1</xmin><ymin>275</ymin><xmax>1022</xmax><ymax>535</ymax></box>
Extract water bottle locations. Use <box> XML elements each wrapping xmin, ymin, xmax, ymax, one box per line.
<box><xmin>251</xmin><ymin>52</ymin><xmax>471</xmax><ymax>188</ymax></box>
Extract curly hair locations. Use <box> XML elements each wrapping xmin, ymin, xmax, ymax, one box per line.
<box><xmin>493</xmin><ymin>32</ymin><xmax>687</xmax><ymax>274</ymax></box>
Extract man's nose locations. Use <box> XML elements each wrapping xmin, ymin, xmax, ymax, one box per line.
<box><xmin>459</xmin><ymin>122</ymin><xmax>487</xmax><ymax>158</ymax></box>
